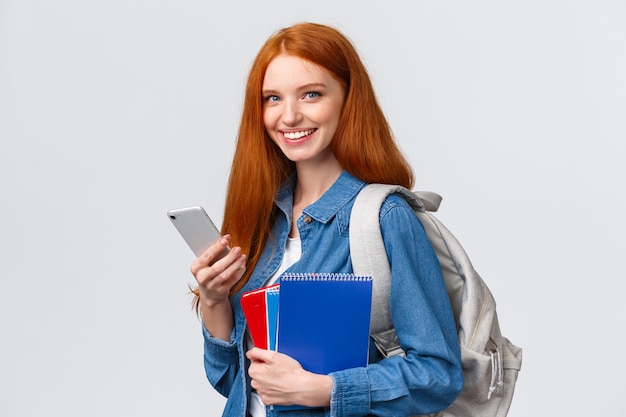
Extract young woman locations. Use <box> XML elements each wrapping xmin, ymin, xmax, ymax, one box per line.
<box><xmin>190</xmin><ymin>22</ymin><xmax>463</xmax><ymax>417</ymax></box>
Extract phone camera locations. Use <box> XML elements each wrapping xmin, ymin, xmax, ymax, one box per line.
<box><xmin>169</xmin><ymin>215</ymin><xmax>176</xmax><ymax>220</ymax></box>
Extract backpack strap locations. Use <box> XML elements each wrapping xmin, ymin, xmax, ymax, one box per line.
<box><xmin>350</xmin><ymin>183</ymin><xmax>441</xmax><ymax>357</ymax></box>
<box><xmin>413</xmin><ymin>190</ymin><xmax>442</xmax><ymax>213</ymax></box>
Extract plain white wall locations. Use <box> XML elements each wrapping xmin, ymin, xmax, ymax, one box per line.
<box><xmin>1</xmin><ymin>0</ymin><xmax>624</xmax><ymax>415</ymax></box>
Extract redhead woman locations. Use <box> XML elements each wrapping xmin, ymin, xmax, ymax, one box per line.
<box><xmin>190</xmin><ymin>22</ymin><xmax>463</xmax><ymax>417</ymax></box>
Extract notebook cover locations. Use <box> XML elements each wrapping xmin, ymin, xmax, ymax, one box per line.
<box><xmin>241</xmin><ymin>284</ymin><xmax>280</xmax><ymax>350</ymax></box>
<box><xmin>277</xmin><ymin>273</ymin><xmax>373</xmax><ymax>375</ymax></box>
<box><xmin>265</xmin><ymin>288</ymin><xmax>280</xmax><ymax>350</ymax></box>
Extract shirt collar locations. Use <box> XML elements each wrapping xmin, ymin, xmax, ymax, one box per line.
<box><xmin>275</xmin><ymin>171</ymin><xmax>366</xmax><ymax>224</ymax></box>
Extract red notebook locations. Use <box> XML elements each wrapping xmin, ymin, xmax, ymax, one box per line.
<box><xmin>241</xmin><ymin>284</ymin><xmax>280</xmax><ymax>350</ymax></box>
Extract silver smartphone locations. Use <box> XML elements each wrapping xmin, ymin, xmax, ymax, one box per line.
<box><xmin>167</xmin><ymin>206</ymin><xmax>226</xmax><ymax>258</ymax></box>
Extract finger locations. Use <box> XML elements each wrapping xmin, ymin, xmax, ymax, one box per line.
<box><xmin>246</xmin><ymin>347</ymin><xmax>264</xmax><ymax>362</ymax></box>
<box><xmin>200</xmin><ymin>235</ymin><xmax>231</xmax><ymax>265</ymax></box>
<box><xmin>208</xmin><ymin>246</ymin><xmax>245</xmax><ymax>277</ymax></box>
<box><xmin>195</xmin><ymin>249</ymin><xmax>246</xmax><ymax>290</ymax></box>
<box><xmin>210</xmin><ymin>251</ymin><xmax>247</xmax><ymax>289</ymax></box>
<box><xmin>246</xmin><ymin>347</ymin><xmax>276</xmax><ymax>364</ymax></box>
<box><xmin>190</xmin><ymin>235</ymin><xmax>231</xmax><ymax>274</ymax></box>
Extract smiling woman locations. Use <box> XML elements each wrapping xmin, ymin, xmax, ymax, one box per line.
<box><xmin>187</xmin><ymin>22</ymin><xmax>463</xmax><ymax>417</ymax></box>
<box><xmin>262</xmin><ymin>54</ymin><xmax>345</xmax><ymax>171</ymax></box>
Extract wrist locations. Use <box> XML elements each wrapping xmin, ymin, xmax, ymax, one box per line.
<box><xmin>199</xmin><ymin>295</ymin><xmax>234</xmax><ymax>341</ymax></box>
<box><xmin>199</xmin><ymin>289</ymin><xmax>230</xmax><ymax>309</ymax></box>
<box><xmin>298</xmin><ymin>372</ymin><xmax>333</xmax><ymax>408</ymax></box>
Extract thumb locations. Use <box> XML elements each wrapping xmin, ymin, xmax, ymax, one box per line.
<box><xmin>246</xmin><ymin>347</ymin><xmax>273</xmax><ymax>363</ymax></box>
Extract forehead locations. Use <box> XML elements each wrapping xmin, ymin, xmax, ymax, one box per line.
<box><xmin>263</xmin><ymin>54</ymin><xmax>333</xmax><ymax>89</ymax></box>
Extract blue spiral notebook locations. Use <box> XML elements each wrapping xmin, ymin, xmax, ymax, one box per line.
<box><xmin>277</xmin><ymin>273</ymin><xmax>373</xmax><ymax>375</ymax></box>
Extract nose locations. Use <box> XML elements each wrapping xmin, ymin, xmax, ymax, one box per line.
<box><xmin>282</xmin><ymin>99</ymin><xmax>303</xmax><ymax>126</ymax></box>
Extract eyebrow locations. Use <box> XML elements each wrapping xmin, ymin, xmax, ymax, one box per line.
<box><xmin>262</xmin><ymin>82</ymin><xmax>328</xmax><ymax>96</ymax></box>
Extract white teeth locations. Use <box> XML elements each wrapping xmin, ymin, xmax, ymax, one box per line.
<box><xmin>284</xmin><ymin>129</ymin><xmax>315</xmax><ymax>139</ymax></box>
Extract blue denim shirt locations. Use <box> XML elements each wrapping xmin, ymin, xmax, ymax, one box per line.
<box><xmin>202</xmin><ymin>171</ymin><xmax>463</xmax><ymax>417</ymax></box>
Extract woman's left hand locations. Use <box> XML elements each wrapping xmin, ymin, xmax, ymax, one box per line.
<box><xmin>246</xmin><ymin>348</ymin><xmax>333</xmax><ymax>408</ymax></box>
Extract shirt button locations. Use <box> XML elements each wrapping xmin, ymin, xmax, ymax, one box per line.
<box><xmin>303</xmin><ymin>215</ymin><xmax>312</xmax><ymax>224</ymax></box>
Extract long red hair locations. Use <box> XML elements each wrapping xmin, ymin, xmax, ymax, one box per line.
<box><xmin>203</xmin><ymin>23</ymin><xmax>414</xmax><ymax>300</ymax></box>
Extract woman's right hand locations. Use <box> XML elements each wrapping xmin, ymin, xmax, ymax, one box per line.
<box><xmin>190</xmin><ymin>234</ymin><xmax>246</xmax><ymax>340</ymax></box>
<box><xmin>191</xmin><ymin>234</ymin><xmax>247</xmax><ymax>303</ymax></box>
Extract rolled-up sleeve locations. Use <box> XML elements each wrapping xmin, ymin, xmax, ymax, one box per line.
<box><xmin>202</xmin><ymin>322</ymin><xmax>240</xmax><ymax>398</ymax></box>
<box><xmin>329</xmin><ymin>195</ymin><xmax>463</xmax><ymax>416</ymax></box>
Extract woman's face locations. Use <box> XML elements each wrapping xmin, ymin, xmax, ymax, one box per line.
<box><xmin>262</xmin><ymin>54</ymin><xmax>345</xmax><ymax>165</ymax></box>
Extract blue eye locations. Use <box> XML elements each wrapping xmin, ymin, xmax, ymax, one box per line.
<box><xmin>304</xmin><ymin>92</ymin><xmax>320</xmax><ymax>100</ymax></box>
<box><xmin>264</xmin><ymin>95</ymin><xmax>280</xmax><ymax>102</ymax></box>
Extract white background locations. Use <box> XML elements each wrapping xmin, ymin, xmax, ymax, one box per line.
<box><xmin>1</xmin><ymin>1</ymin><xmax>624</xmax><ymax>416</ymax></box>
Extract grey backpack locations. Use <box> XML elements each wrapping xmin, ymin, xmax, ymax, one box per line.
<box><xmin>350</xmin><ymin>184</ymin><xmax>522</xmax><ymax>417</ymax></box>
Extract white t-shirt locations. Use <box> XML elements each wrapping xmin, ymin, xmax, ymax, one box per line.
<box><xmin>248</xmin><ymin>236</ymin><xmax>302</xmax><ymax>417</ymax></box>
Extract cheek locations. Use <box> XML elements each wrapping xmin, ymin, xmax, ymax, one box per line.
<box><xmin>262</xmin><ymin>111</ymin><xmax>280</xmax><ymax>144</ymax></box>
<box><xmin>263</xmin><ymin>107</ymin><xmax>277</xmax><ymax>131</ymax></box>
<box><xmin>319</xmin><ymin>100</ymin><xmax>343</xmax><ymax>127</ymax></box>
<box><xmin>320</xmin><ymin>108</ymin><xmax>342</xmax><ymax>133</ymax></box>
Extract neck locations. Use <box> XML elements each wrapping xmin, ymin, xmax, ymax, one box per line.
<box><xmin>293</xmin><ymin>156</ymin><xmax>343</xmax><ymax>208</ymax></box>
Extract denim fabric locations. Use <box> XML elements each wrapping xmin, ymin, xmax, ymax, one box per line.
<box><xmin>202</xmin><ymin>171</ymin><xmax>463</xmax><ymax>417</ymax></box>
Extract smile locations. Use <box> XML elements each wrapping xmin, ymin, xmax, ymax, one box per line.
<box><xmin>283</xmin><ymin>129</ymin><xmax>316</xmax><ymax>140</ymax></box>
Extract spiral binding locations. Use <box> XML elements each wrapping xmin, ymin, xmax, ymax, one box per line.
<box><xmin>280</xmin><ymin>272</ymin><xmax>372</xmax><ymax>282</ymax></box>
<box><xmin>266</xmin><ymin>286</ymin><xmax>280</xmax><ymax>294</ymax></box>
